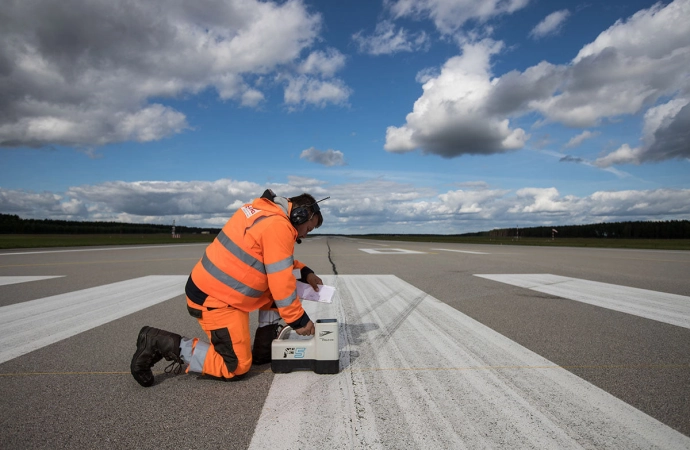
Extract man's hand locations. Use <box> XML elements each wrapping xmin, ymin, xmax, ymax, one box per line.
<box><xmin>305</xmin><ymin>273</ymin><xmax>323</xmax><ymax>292</ymax></box>
<box><xmin>295</xmin><ymin>320</ymin><xmax>315</xmax><ymax>336</ymax></box>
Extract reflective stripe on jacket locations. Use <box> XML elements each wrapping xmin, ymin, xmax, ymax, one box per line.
<box><xmin>188</xmin><ymin>197</ymin><xmax>308</xmax><ymax>326</ymax></box>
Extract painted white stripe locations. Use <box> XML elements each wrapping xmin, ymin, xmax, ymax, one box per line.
<box><xmin>0</xmin><ymin>243</ymin><xmax>206</xmax><ymax>256</ymax></box>
<box><xmin>432</xmin><ymin>248</ymin><xmax>489</xmax><ymax>255</ymax></box>
<box><xmin>0</xmin><ymin>275</ymin><xmax>187</xmax><ymax>364</ymax></box>
<box><xmin>0</xmin><ymin>276</ymin><xmax>64</xmax><ymax>287</ymax></box>
<box><xmin>249</xmin><ymin>275</ymin><xmax>689</xmax><ymax>449</ymax></box>
<box><xmin>360</xmin><ymin>248</ymin><xmax>426</xmax><ymax>254</ymax></box>
<box><xmin>475</xmin><ymin>274</ymin><xmax>690</xmax><ymax>329</ymax></box>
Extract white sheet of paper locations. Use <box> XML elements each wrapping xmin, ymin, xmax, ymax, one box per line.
<box><xmin>296</xmin><ymin>281</ymin><xmax>336</xmax><ymax>303</ymax></box>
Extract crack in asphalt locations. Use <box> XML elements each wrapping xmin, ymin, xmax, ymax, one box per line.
<box><xmin>327</xmin><ymin>238</ymin><xmax>338</xmax><ymax>275</ymax></box>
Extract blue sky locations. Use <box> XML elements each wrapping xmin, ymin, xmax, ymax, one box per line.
<box><xmin>1</xmin><ymin>0</ymin><xmax>689</xmax><ymax>234</ymax></box>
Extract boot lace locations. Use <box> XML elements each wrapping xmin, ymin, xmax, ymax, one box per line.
<box><xmin>164</xmin><ymin>355</ymin><xmax>184</xmax><ymax>375</ymax></box>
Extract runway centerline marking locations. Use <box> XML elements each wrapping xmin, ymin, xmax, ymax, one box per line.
<box><xmin>0</xmin><ymin>275</ymin><xmax>187</xmax><ymax>364</ymax></box>
<box><xmin>432</xmin><ymin>248</ymin><xmax>490</xmax><ymax>255</ymax></box>
<box><xmin>359</xmin><ymin>248</ymin><xmax>426</xmax><ymax>254</ymax></box>
<box><xmin>475</xmin><ymin>273</ymin><xmax>690</xmax><ymax>329</ymax></box>
<box><xmin>249</xmin><ymin>275</ymin><xmax>689</xmax><ymax>449</ymax></box>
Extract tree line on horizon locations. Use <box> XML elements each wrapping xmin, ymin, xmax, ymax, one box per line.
<box><xmin>488</xmin><ymin>220</ymin><xmax>690</xmax><ymax>239</ymax></box>
<box><xmin>1</xmin><ymin>213</ymin><xmax>688</xmax><ymax>239</ymax></box>
<box><xmin>343</xmin><ymin>220</ymin><xmax>690</xmax><ymax>239</ymax></box>
<box><xmin>0</xmin><ymin>214</ymin><xmax>221</xmax><ymax>235</ymax></box>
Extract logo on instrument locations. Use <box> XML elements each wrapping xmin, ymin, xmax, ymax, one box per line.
<box><xmin>241</xmin><ymin>205</ymin><xmax>261</xmax><ymax>218</ymax></box>
<box><xmin>283</xmin><ymin>347</ymin><xmax>305</xmax><ymax>358</ymax></box>
<box><xmin>319</xmin><ymin>330</ymin><xmax>333</xmax><ymax>337</ymax></box>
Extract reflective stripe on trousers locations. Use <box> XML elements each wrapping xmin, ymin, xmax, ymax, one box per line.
<box><xmin>180</xmin><ymin>338</ymin><xmax>208</xmax><ymax>374</ymax></box>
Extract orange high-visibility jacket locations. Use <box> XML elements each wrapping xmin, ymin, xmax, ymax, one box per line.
<box><xmin>185</xmin><ymin>196</ymin><xmax>311</xmax><ymax>328</ymax></box>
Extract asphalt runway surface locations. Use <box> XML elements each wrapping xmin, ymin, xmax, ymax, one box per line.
<box><xmin>0</xmin><ymin>237</ymin><xmax>689</xmax><ymax>449</ymax></box>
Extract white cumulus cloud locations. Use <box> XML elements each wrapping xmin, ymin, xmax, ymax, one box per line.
<box><xmin>4</xmin><ymin>178</ymin><xmax>688</xmax><ymax>234</ymax></box>
<box><xmin>595</xmin><ymin>98</ymin><xmax>690</xmax><ymax>166</ymax></box>
<box><xmin>300</xmin><ymin>147</ymin><xmax>347</xmax><ymax>166</ymax></box>
<box><xmin>386</xmin><ymin>0</ymin><xmax>690</xmax><ymax>165</ymax></box>
<box><xmin>529</xmin><ymin>10</ymin><xmax>570</xmax><ymax>39</ymax></box>
<box><xmin>388</xmin><ymin>0</ymin><xmax>530</xmax><ymax>38</ymax></box>
<box><xmin>299</xmin><ymin>49</ymin><xmax>347</xmax><ymax>77</ymax></box>
<box><xmin>353</xmin><ymin>21</ymin><xmax>429</xmax><ymax>55</ymax></box>
<box><xmin>565</xmin><ymin>130</ymin><xmax>600</xmax><ymax>149</ymax></box>
<box><xmin>0</xmin><ymin>0</ymin><xmax>330</xmax><ymax>148</ymax></box>
<box><xmin>283</xmin><ymin>76</ymin><xmax>351</xmax><ymax>109</ymax></box>
<box><xmin>385</xmin><ymin>39</ymin><xmax>528</xmax><ymax>157</ymax></box>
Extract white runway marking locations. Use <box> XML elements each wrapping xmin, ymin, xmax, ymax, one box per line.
<box><xmin>0</xmin><ymin>275</ymin><xmax>187</xmax><ymax>364</ymax></box>
<box><xmin>360</xmin><ymin>248</ymin><xmax>426</xmax><ymax>254</ymax></box>
<box><xmin>475</xmin><ymin>274</ymin><xmax>690</xmax><ymax>329</ymax></box>
<box><xmin>432</xmin><ymin>248</ymin><xmax>490</xmax><ymax>254</ymax></box>
<box><xmin>249</xmin><ymin>275</ymin><xmax>689</xmax><ymax>449</ymax></box>
<box><xmin>0</xmin><ymin>276</ymin><xmax>64</xmax><ymax>286</ymax></box>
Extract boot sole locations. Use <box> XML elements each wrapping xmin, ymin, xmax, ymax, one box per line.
<box><xmin>131</xmin><ymin>326</ymin><xmax>155</xmax><ymax>387</ymax></box>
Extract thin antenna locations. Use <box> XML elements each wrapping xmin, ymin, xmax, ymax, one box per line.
<box><xmin>311</xmin><ymin>196</ymin><xmax>330</xmax><ymax>213</ymax></box>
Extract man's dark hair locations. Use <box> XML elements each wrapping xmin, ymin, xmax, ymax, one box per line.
<box><xmin>289</xmin><ymin>193</ymin><xmax>323</xmax><ymax>228</ymax></box>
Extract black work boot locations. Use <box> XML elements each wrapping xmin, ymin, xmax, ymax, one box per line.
<box><xmin>252</xmin><ymin>323</ymin><xmax>283</xmax><ymax>365</ymax></box>
<box><xmin>131</xmin><ymin>326</ymin><xmax>182</xmax><ymax>387</ymax></box>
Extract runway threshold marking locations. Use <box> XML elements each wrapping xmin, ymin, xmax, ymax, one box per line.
<box><xmin>0</xmin><ymin>276</ymin><xmax>64</xmax><ymax>286</ymax></box>
<box><xmin>249</xmin><ymin>275</ymin><xmax>689</xmax><ymax>449</ymax></box>
<box><xmin>0</xmin><ymin>275</ymin><xmax>187</xmax><ymax>364</ymax></box>
<box><xmin>475</xmin><ymin>274</ymin><xmax>690</xmax><ymax>329</ymax></box>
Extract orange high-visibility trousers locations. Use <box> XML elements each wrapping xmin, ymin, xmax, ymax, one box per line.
<box><xmin>192</xmin><ymin>302</ymin><xmax>278</xmax><ymax>379</ymax></box>
<box><xmin>196</xmin><ymin>306</ymin><xmax>252</xmax><ymax>379</ymax></box>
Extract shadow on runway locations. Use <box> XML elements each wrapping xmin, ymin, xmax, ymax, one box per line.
<box><xmin>339</xmin><ymin>321</ymin><xmax>379</xmax><ymax>370</ymax></box>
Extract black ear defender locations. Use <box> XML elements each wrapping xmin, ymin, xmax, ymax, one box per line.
<box><xmin>260</xmin><ymin>189</ymin><xmax>276</xmax><ymax>201</ymax></box>
<box><xmin>290</xmin><ymin>196</ymin><xmax>330</xmax><ymax>227</ymax></box>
